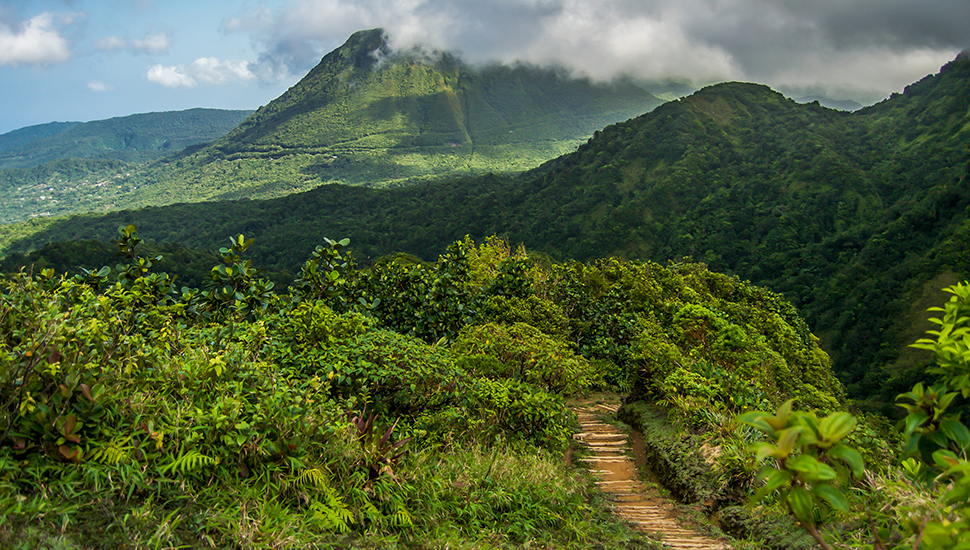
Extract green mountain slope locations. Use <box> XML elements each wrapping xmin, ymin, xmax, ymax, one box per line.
<box><xmin>122</xmin><ymin>29</ymin><xmax>662</xmax><ymax>207</ymax></box>
<box><xmin>3</xmin><ymin>53</ymin><xmax>968</xmax><ymax>415</ymax></box>
<box><xmin>0</xmin><ymin>108</ymin><xmax>253</xmax><ymax>170</ymax></box>
<box><xmin>0</xmin><ymin>121</ymin><xmax>81</xmax><ymax>153</ymax></box>
<box><xmin>0</xmin><ymin>29</ymin><xmax>661</xmax><ymax>225</ymax></box>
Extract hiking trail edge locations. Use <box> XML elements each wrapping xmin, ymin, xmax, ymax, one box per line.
<box><xmin>572</xmin><ymin>400</ymin><xmax>730</xmax><ymax>550</ymax></box>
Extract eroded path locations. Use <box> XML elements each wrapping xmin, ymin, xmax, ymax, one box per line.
<box><xmin>573</xmin><ymin>401</ymin><xmax>729</xmax><ymax>550</ymax></box>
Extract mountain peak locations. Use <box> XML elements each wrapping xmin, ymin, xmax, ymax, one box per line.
<box><xmin>331</xmin><ymin>28</ymin><xmax>389</xmax><ymax>70</ymax></box>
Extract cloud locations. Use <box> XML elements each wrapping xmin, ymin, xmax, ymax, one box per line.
<box><xmin>87</xmin><ymin>80</ymin><xmax>112</xmax><ymax>92</ymax></box>
<box><xmin>132</xmin><ymin>31</ymin><xmax>169</xmax><ymax>54</ymax></box>
<box><xmin>95</xmin><ymin>35</ymin><xmax>126</xmax><ymax>52</ymax></box>
<box><xmin>94</xmin><ymin>32</ymin><xmax>170</xmax><ymax>55</ymax></box>
<box><xmin>189</xmin><ymin>57</ymin><xmax>256</xmax><ymax>84</ymax></box>
<box><xmin>230</xmin><ymin>0</ymin><xmax>970</xmax><ymax>103</ymax></box>
<box><xmin>146</xmin><ymin>57</ymin><xmax>256</xmax><ymax>88</ymax></box>
<box><xmin>147</xmin><ymin>64</ymin><xmax>197</xmax><ymax>88</ymax></box>
<box><xmin>0</xmin><ymin>11</ymin><xmax>74</xmax><ymax>67</ymax></box>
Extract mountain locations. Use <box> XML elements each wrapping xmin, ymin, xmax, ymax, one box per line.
<box><xmin>0</xmin><ymin>29</ymin><xmax>661</xmax><ymax>225</ymax></box>
<box><xmin>0</xmin><ymin>108</ymin><xmax>253</xmax><ymax>171</ymax></box>
<box><xmin>0</xmin><ymin>121</ymin><xmax>82</xmax><ymax>153</ymax></box>
<box><xmin>2</xmin><ymin>53</ymin><xmax>968</xmax><ymax>416</ymax></box>
<box><xmin>102</xmin><ymin>29</ymin><xmax>663</xmax><ymax>207</ymax></box>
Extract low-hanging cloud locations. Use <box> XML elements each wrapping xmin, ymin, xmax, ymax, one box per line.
<box><xmin>146</xmin><ymin>57</ymin><xmax>257</xmax><ymax>88</ymax></box>
<box><xmin>230</xmin><ymin>0</ymin><xmax>970</xmax><ymax>103</ymax></box>
<box><xmin>0</xmin><ymin>11</ymin><xmax>74</xmax><ymax>67</ymax></box>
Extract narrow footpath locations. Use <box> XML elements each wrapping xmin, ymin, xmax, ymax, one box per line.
<box><xmin>572</xmin><ymin>401</ymin><xmax>730</xmax><ymax>550</ymax></box>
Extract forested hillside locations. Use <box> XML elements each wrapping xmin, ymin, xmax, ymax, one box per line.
<box><xmin>0</xmin><ymin>108</ymin><xmax>252</xmax><ymax>170</ymax></box>
<box><xmin>0</xmin><ymin>29</ymin><xmax>661</xmax><ymax>225</ymax></box>
<box><xmin>3</xmin><ymin>52</ymin><xmax>968</xmax><ymax>417</ymax></box>
<box><xmin>0</xmin><ymin>121</ymin><xmax>81</xmax><ymax>153</ymax></box>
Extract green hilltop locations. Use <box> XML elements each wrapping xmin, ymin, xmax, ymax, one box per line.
<box><xmin>0</xmin><ymin>121</ymin><xmax>82</xmax><ymax>153</ymax></box>
<box><xmin>4</xmin><ymin>51</ymin><xmax>968</xmax><ymax>418</ymax></box>
<box><xmin>121</xmin><ymin>29</ymin><xmax>662</xmax><ymax>206</ymax></box>
<box><xmin>0</xmin><ymin>29</ymin><xmax>661</xmax><ymax>225</ymax></box>
<box><xmin>0</xmin><ymin>108</ymin><xmax>253</xmax><ymax>170</ymax></box>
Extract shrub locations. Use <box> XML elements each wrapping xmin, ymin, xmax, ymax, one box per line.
<box><xmin>451</xmin><ymin>322</ymin><xmax>594</xmax><ymax>395</ymax></box>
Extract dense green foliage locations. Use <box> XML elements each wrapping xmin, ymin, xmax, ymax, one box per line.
<box><xmin>0</xmin><ymin>229</ymin><xmax>849</xmax><ymax>548</ymax></box>
<box><xmin>731</xmin><ymin>282</ymin><xmax>970</xmax><ymax>550</ymax></box>
<box><xmin>0</xmin><ymin>108</ymin><xmax>252</xmax><ymax>170</ymax></box>
<box><xmin>7</xmin><ymin>52</ymin><xmax>968</xmax><ymax>415</ymax></box>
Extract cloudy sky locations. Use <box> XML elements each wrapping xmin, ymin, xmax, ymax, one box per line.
<box><xmin>1</xmin><ymin>0</ymin><xmax>968</xmax><ymax>134</ymax></box>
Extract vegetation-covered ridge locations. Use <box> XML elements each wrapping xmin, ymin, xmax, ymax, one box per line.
<box><xmin>1</xmin><ymin>227</ymin><xmax>849</xmax><ymax>548</ymax></box>
<box><xmin>0</xmin><ymin>109</ymin><xmax>255</xmax><ymax>225</ymax></box>
<box><xmin>0</xmin><ymin>29</ymin><xmax>661</xmax><ymax>225</ymax></box>
<box><xmin>8</xmin><ymin>51</ymin><xmax>969</xmax><ymax>415</ymax></box>
<box><xmin>0</xmin><ymin>108</ymin><xmax>253</xmax><ymax>170</ymax></box>
<box><xmin>0</xmin><ymin>121</ymin><xmax>81</xmax><ymax>154</ymax></box>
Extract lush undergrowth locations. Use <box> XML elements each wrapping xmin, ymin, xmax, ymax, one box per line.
<box><xmin>0</xmin><ymin>228</ymin><xmax>868</xmax><ymax>548</ymax></box>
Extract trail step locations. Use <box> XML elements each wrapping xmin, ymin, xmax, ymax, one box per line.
<box><xmin>571</xmin><ymin>400</ymin><xmax>730</xmax><ymax>550</ymax></box>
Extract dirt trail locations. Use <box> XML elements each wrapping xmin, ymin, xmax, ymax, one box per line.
<box><xmin>572</xmin><ymin>401</ymin><xmax>729</xmax><ymax>550</ymax></box>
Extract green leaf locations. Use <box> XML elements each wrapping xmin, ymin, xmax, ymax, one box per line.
<box><xmin>818</xmin><ymin>412</ymin><xmax>857</xmax><ymax>444</ymax></box>
<box><xmin>941</xmin><ymin>418</ymin><xmax>970</xmax><ymax>451</ymax></box>
<box><xmin>767</xmin><ymin>399</ymin><xmax>795</xmax><ymax>431</ymax></box>
<box><xmin>752</xmin><ymin>442</ymin><xmax>778</xmax><ymax>462</ymax></box>
<box><xmin>943</xmin><ymin>485</ymin><xmax>969</xmax><ymax>506</ymax></box>
<box><xmin>903</xmin><ymin>412</ymin><xmax>930</xmax><ymax>436</ymax></box>
<box><xmin>938</xmin><ymin>391</ymin><xmax>958</xmax><ymax>413</ymax></box>
<box><xmin>786</xmin><ymin>454</ymin><xmax>820</xmax><ymax>476</ymax></box>
<box><xmin>927</xmin><ymin>430</ymin><xmax>949</xmax><ymax>449</ymax></box>
<box><xmin>787</xmin><ymin>454</ymin><xmax>836</xmax><ymax>482</ymax></box>
<box><xmin>811</xmin><ymin>483</ymin><xmax>849</xmax><ymax>513</ymax></box>
<box><xmin>737</xmin><ymin>412</ymin><xmax>775</xmax><ymax>435</ymax></box>
<box><xmin>787</xmin><ymin>486</ymin><xmax>815</xmax><ymax>524</ymax></box>
<box><xmin>933</xmin><ymin>449</ymin><xmax>961</xmax><ymax>469</ymax></box>
<box><xmin>774</xmin><ymin>426</ymin><xmax>803</xmax><ymax>457</ymax></box>
<box><xmin>827</xmin><ymin>443</ymin><xmax>865</xmax><ymax>478</ymax></box>
<box><xmin>751</xmin><ymin>468</ymin><xmax>792</xmax><ymax>503</ymax></box>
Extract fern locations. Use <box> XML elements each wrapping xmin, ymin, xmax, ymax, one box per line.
<box><xmin>290</xmin><ymin>467</ymin><xmax>355</xmax><ymax>532</ymax></box>
<box><xmin>159</xmin><ymin>448</ymin><xmax>216</xmax><ymax>475</ymax></box>
<box><xmin>292</xmin><ymin>467</ymin><xmax>327</xmax><ymax>490</ymax></box>
<box><xmin>89</xmin><ymin>436</ymin><xmax>134</xmax><ymax>465</ymax></box>
<box><xmin>388</xmin><ymin>504</ymin><xmax>413</xmax><ymax>527</ymax></box>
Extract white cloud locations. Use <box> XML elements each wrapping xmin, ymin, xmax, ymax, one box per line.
<box><xmin>147</xmin><ymin>64</ymin><xmax>197</xmax><ymax>88</ymax></box>
<box><xmin>87</xmin><ymin>80</ymin><xmax>112</xmax><ymax>92</ymax></box>
<box><xmin>146</xmin><ymin>57</ymin><xmax>256</xmax><ymax>88</ymax></box>
<box><xmin>133</xmin><ymin>31</ymin><xmax>170</xmax><ymax>54</ymax></box>
<box><xmin>95</xmin><ymin>36</ymin><xmax>127</xmax><ymax>52</ymax></box>
<box><xmin>0</xmin><ymin>12</ymin><xmax>73</xmax><ymax>67</ymax></box>
<box><xmin>189</xmin><ymin>57</ymin><xmax>256</xmax><ymax>84</ymax></box>
<box><xmin>233</xmin><ymin>0</ymin><xmax>969</xmax><ymax>103</ymax></box>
